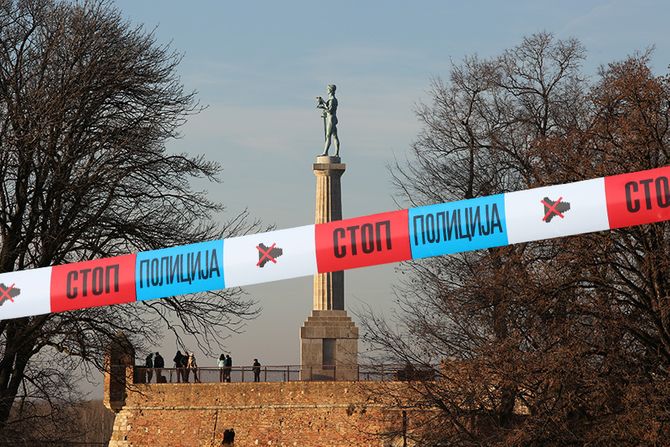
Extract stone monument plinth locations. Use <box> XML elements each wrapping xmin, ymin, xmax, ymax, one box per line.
<box><xmin>301</xmin><ymin>156</ymin><xmax>359</xmax><ymax>380</ymax></box>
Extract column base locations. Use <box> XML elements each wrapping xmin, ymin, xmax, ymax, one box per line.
<box><xmin>300</xmin><ymin>310</ymin><xmax>359</xmax><ymax>381</ymax></box>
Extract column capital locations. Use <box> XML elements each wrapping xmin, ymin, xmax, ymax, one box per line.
<box><xmin>313</xmin><ymin>155</ymin><xmax>346</xmax><ymax>173</ymax></box>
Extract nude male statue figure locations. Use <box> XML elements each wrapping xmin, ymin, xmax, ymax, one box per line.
<box><xmin>316</xmin><ymin>84</ymin><xmax>340</xmax><ymax>157</ymax></box>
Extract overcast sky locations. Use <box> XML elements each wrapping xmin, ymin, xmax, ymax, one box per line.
<box><xmin>89</xmin><ymin>0</ymin><xmax>670</xmax><ymax>395</ymax></box>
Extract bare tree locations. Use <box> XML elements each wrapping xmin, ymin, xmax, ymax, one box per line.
<box><xmin>365</xmin><ymin>34</ymin><xmax>670</xmax><ymax>445</ymax></box>
<box><xmin>0</xmin><ymin>0</ymin><xmax>259</xmax><ymax>441</ymax></box>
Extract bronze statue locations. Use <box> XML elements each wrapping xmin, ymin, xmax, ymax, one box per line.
<box><xmin>316</xmin><ymin>84</ymin><xmax>340</xmax><ymax>157</ymax></box>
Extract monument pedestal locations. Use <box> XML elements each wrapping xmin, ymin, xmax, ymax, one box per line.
<box><xmin>300</xmin><ymin>155</ymin><xmax>359</xmax><ymax>380</ymax></box>
<box><xmin>300</xmin><ymin>310</ymin><xmax>358</xmax><ymax>380</ymax></box>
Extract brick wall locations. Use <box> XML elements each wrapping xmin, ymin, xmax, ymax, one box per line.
<box><xmin>108</xmin><ymin>380</ymin><xmax>409</xmax><ymax>447</ymax></box>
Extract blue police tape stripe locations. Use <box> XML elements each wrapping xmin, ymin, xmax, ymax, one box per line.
<box><xmin>135</xmin><ymin>240</ymin><xmax>224</xmax><ymax>301</ymax></box>
<box><xmin>408</xmin><ymin>194</ymin><xmax>508</xmax><ymax>259</ymax></box>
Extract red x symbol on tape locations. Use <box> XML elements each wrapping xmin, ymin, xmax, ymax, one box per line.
<box><xmin>0</xmin><ymin>283</ymin><xmax>16</xmax><ymax>303</ymax></box>
<box><xmin>256</xmin><ymin>243</ymin><xmax>278</xmax><ymax>267</ymax></box>
<box><xmin>541</xmin><ymin>196</ymin><xmax>565</xmax><ymax>221</ymax></box>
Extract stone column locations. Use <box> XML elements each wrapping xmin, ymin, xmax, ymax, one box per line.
<box><xmin>313</xmin><ymin>155</ymin><xmax>345</xmax><ymax>310</ymax></box>
<box><xmin>301</xmin><ymin>156</ymin><xmax>358</xmax><ymax>381</ymax></box>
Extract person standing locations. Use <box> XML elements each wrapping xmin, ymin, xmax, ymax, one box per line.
<box><xmin>154</xmin><ymin>352</ymin><xmax>165</xmax><ymax>383</ymax></box>
<box><xmin>218</xmin><ymin>354</ymin><xmax>226</xmax><ymax>382</ymax></box>
<box><xmin>145</xmin><ymin>353</ymin><xmax>154</xmax><ymax>383</ymax></box>
<box><xmin>252</xmin><ymin>358</ymin><xmax>261</xmax><ymax>383</ymax></box>
<box><xmin>180</xmin><ymin>351</ymin><xmax>189</xmax><ymax>382</ymax></box>
<box><xmin>187</xmin><ymin>352</ymin><xmax>200</xmax><ymax>383</ymax></box>
<box><xmin>181</xmin><ymin>352</ymin><xmax>190</xmax><ymax>382</ymax></box>
<box><xmin>173</xmin><ymin>350</ymin><xmax>184</xmax><ymax>383</ymax></box>
<box><xmin>224</xmin><ymin>354</ymin><xmax>232</xmax><ymax>383</ymax></box>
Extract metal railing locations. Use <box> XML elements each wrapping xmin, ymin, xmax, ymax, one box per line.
<box><xmin>134</xmin><ymin>365</ymin><xmax>300</xmax><ymax>384</ymax></box>
<box><xmin>131</xmin><ymin>364</ymin><xmax>436</xmax><ymax>384</ymax></box>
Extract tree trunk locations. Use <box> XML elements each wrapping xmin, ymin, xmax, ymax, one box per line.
<box><xmin>0</xmin><ymin>319</ymin><xmax>35</xmax><ymax>427</ymax></box>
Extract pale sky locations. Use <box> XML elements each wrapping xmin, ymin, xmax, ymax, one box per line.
<box><xmin>88</xmin><ymin>0</ymin><xmax>670</xmax><ymax>396</ymax></box>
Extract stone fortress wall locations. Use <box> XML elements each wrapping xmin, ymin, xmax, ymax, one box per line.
<box><xmin>105</xmin><ymin>378</ymin><xmax>408</xmax><ymax>447</ymax></box>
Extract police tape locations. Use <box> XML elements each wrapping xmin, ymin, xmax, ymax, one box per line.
<box><xmin>1</xmin><ymin>165</ymin><xmax>669</xmax><ymax>320</ymax></box>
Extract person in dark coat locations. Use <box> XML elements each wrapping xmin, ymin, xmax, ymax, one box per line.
<box><xmin>154</xmin><ymin>352</ymin><xmax>165</xmax><ymax>383</ymax></box>
<box><xmin>145</xmin><ymin>353</ymin><xmax>154</xmax><ymax>383</ymax></box>
<box><xmin>181</xmin><ymin>352</ymin><xmax>190</xmax><ymax>382</ymax></box>
<box><xmin>252</xmin><ymin>358</ymin><xmax>261</xmax><ymax>382</ymax></box>
<box><xmin>224</xmin><ymin>354</ymin><xmax>232</xmax><ymax>382</ymax></box>
<box><xmin>222</xmin><ymin>428</ymin><xmax>235</xmax><ymax>445</ymax></box>
<box><xmin>173</xmin><ymin>350</ymin><xmax>184</xmax><ymax>383</ymax></box>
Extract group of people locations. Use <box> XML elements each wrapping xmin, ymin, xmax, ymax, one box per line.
<box><xmin>217</xmin><ymin>355</ymin><xmax>261</xmax><ymax>382</ymax></box>
<box><xmin>144</xmin><ymin>352</ymin><xmax>165</xmax><ymax>383</ymax></box>
<box><xmin>173</xmin><ymin>350</ymin><xmax>200</xmax><ymax>383</ymax></box>
<box><xmin>217</xmin><ymin>354</ymin><xmax>233</xmax><ymax>382</ymax></box>
<box><xmin>142</xmin><ymin>350</ymin><xmax>263</xmax><ymax>383</ymax></box>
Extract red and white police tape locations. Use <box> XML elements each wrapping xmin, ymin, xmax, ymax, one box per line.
<box><xmin>1</xmin><ymin>165</ymin><xmax>669</xmax><ymax>320</ymax></box>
